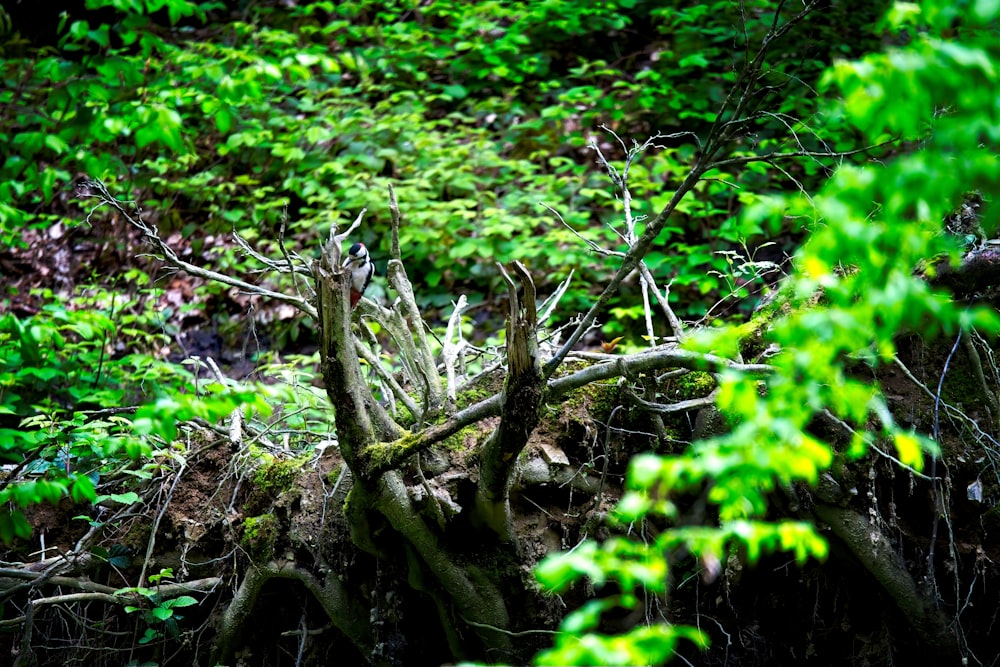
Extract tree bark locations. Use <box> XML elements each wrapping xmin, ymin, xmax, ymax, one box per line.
<box><xmin>476</xmin><ymin>263</ymin><xmax>544</xmax><ymax>543</ymax></box>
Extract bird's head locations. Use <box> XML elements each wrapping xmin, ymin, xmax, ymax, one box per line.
<box><xmin>343</xmin><ymin>242</ymin><xmax>369</xmax><ymax>267</ymax></box>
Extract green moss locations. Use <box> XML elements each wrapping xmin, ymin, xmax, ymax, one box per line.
<box><xmin>241</xmin><ymin>514</ymin><xmax>280</xmax><ymax>562</ymax></box>
<box><xmin>736</xmin><ymin>300</ymin><xmax>782</xmax><ymax>360</ymax></box>
<box><xmin>559</xmin><ymin>379</ymin><xmax>621</xmax><ymax>421</ymax></box>
<box><xmin>441</xmin><ymin>424</ymin><xmax>484</xmax><ymax>451</ymax></box>
<box><xmin>456</xmin><ymin>385</ymin><xmax>494</xmax><ymax>411</ymax></box>
<box><xmin>252</xmin><ymin>455</ymin><xmax>307</xmax><ymax>493</ymax></box>
<box><xmin>362</xmin><ymin>429</ymin><xmax>415</xmax><ymax>472</ymax></box>
<box><xmin>672</xmin><ymin>371</ymin><xmax>716</xmax><ymax>400</ymax></box>
<box><xmin>244</xmin><ymin>455</ymin><xmax>308</xmax><ymax>513</ymax></box>
<box><xmin>324</xmin><ymin>461</ymin><xmax>344</xmax><ymax>485</ymax></box>
<box><xmin>455</xmin><ymin>368</ymin><xmax>505</xmax><ymax>411</ymax></box>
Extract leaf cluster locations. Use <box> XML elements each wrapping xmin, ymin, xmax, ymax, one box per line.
<box><xmin>532</xmin><ymin>1</ymin><xmax>1000</xmax><ymax>663</ymax></box>
<box><xmin>1</xmin><ymin>0</ymin><xmax>888</xmax><ymax>334</ymax></box>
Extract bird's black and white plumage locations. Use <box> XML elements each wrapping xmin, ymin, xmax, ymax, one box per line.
<box><xmin>342</xmin><ymin>242</ymin><xmax>375</xmax><ymax>308</ymax></box>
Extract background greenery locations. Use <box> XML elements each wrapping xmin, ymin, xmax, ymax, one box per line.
<box><xmin>3</xmin><ymin>1</ymin><xmax>996</xmax><ymax>664</ymax></box>
<box><xmin>1</xmin><ymin>0</ymin><xmax>888</xmax><ymax>325</ymax></box>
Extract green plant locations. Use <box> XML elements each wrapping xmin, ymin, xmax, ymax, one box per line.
<box><xmin>119</xmin><ymin>567</ymin><xmax>199</xmax><ymax>644</ymax></box>
<box><xmin>533</xmin><ymin>0</ymin><xmax>1000</xmax><ymax>663</ymax></box>
<box><xmin>0</xmin><ymin>286</ymin><xmax>281</xmax><ymax>543</ymax></box>
<box><xmin>0</xmin><ymin>299</ymin><xmax>162</xmax><ymax>541</ymax></box>
<box><xmin>1</xmin><ymin>0</ymin><xmax>888</xmax><ymax>337</ymax></box>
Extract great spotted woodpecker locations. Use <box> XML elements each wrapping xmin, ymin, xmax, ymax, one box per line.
<box><xmin>342</xmin><ymin>242</ymin><xmax>375</xmax><ymax>309</ymax></box>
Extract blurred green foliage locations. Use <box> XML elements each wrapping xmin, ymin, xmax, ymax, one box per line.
<box><xmin>533</xmin><ymin>1</ymin><xmax>1000</xmax><ymax>663</ymax></box>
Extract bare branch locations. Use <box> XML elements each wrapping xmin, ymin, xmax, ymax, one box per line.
<box><xmin>368</xmin><ymin>346</ymin><xmax>773</xmax><ymax>475</ymax></box>
<box><xmin>637</xmin><ymin>263</ymin><xmax>685</xmax><ymax>342</ymax></box>
<box><xmin>541</xmin><ymin>202</ymin><xmax>622</xmax><ymax>258</ymax></box>
<box><xmin>442</xmin><ymin>295</ymin><xmax>470</xmax><ymax>405</ymax></box>
<box><xmin>537</xmin><ymin>269</ymin><xmax>575</xmax><ymax>326</ymax></box>
<box><xmin>80</xmin><ymin>180</ymin><xmax>318</xmax><ymax>320</ymax></box>
<box><xmin>708</xmin><ymin>141</ymin><xmax>893</xmax><ymax>171</ymax></box>
<box><xmin>385</xmin><ymin>186</ymin><xmax>444</xmax><ymax>409</ymax></box>
<box><xmin>625</xmin><ymin>388</ymin><xmax>719</xmax><ymax>414</ymax></box>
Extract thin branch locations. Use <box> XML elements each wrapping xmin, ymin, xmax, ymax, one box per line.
<box><xmin>367</xmin><ymin>346</ymin><xmax>773</xmax><ymax>475</ymax></box>
<box><xmin>637</xmin><ymin>263</ymin><xmax>685</xmax><ymax>342</ymax></box>
<box><xmin>138</xmin><ymin>455</ymin><xmax>186</xmax><ymax>587</ymax></box>
<box><xmin>80</xmin><ymin>180</ymin><xmax>318</xmax><ymax>320</ymax></box>
<box><xmin>708</xmin><ymin>141</ymin><xmax>893</xmax><ymax>171</ymax></box>
<box><xmin>541</xmin><ymin>202</ymin><xmax>623</xmax><ymax>258</ymax></box>
<box><xmin>625</xmin><ymin>388</ymin><xmax>719</xmax><ymax>414</ymax></box>
<box><xmin>442</xmin><ymin>295</ymin><xmax>470</xmax><ymax>405</ymax></box>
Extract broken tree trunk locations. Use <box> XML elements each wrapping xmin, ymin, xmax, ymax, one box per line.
<box><xmin>475</xmin><ymin>262</ymin><xmax>545</xmax><ymax>543</ymax></box>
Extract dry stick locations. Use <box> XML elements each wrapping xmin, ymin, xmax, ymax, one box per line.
<box><xmin>442</xmin><ymin>295</ymin><xmax>470</xmax><ymax>405</ymax></box>
<box><xmin>231</xmin><ymin>226</ymin><xmax>312</xmax><ymax>279</ymax></box>
<box><xmin>707</xmin><ymin>143</ymin><xmax>890</xmax><ymax>171</ymax></box>
<box><xmin>357</xmin><ymin>322</ymin><xmax>396</xmax><ymax>418</ymax></box>
<box><xmin>277</xmin><ymin>205</ymin><xmax>313</xmax><ymax>302</ymax></box>
<box><xmin>640</xmin><ymin>275</ymin><xmax>656</xmax><ymax>347</ymax></box>
<box><xmin>387</xmin><ymin>183</ymin><xmax>443</xmax><ymax>407</ymax></box>
<box><xmin>594</xmin><ymin>405</ymin><xmax>623</xmax><ymax>512</ymax></box>
<box><xmin>537</xmin><ymin>268</ymin><xmax>575</xmax><ymax>326</ymax></box>
<box><xmin>927</xmin><ymin>331</ymin><xmax>963</xmax><ymax>598</ymax></box>
<box><xmin>0</xmin><ymin>568</ymin><xmax>221</xmax><ymax>595</ymax></box>
<box><xmin>592</xmin><ymin>131</ymin><xmax>661</xmax><ymax>347</ymax></box>
<box><xmin>138</xmin><ymin>457</ymin><xmax>187</xmax><ymax>588</ymax></box>
<box><xmin>638</xmin><ymin>263</ymin><xmax>685</xmax><ymax>343</ymax></box>
<box><xmin>295</xmin><ymin>608</ymin><xmax>308</xmax><ymax>667</ymax></box>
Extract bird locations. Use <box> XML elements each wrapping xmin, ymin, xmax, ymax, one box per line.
<box><xmin>342</xmin><ymin>242</ymin><xmax>375</xmax><ymax>309</ymax></box>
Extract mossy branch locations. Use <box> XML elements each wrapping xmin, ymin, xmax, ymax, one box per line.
<box><xmin>315</xmin><ymin>258</ymin><xmax>400</xmax><ymax>480</ymax></box>
<box><xmin>364</xmin><ymin>346</ymin><xmax>772</xmax><ymax>477</ymax></box>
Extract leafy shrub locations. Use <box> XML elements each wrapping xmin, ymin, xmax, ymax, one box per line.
<box><xmin>1</xmin><ymin>0</ymin><xmax>890</xmax><ymax>339</ymax></box>
<box><xmin>0</xmin><ymin>286</ymin><xmax>275</xmax><ymax>543</ymax></box>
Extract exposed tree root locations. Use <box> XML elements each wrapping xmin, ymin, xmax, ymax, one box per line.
<box><xmin>373</xmin><ymin>472</ymin><xmax>513</xmax><ymax>661</ymax></box>
<box><xmin>811</xmin><ymin>501</ymin><xmax>961</xmax><ymax>662</ymax></box>
<box><xmin>213</xmin><ymin>560</ymin><xmax>374</xmax><ymax>665</ymax></box>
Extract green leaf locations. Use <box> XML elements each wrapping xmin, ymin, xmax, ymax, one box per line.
<box><xmin>162</xmin><ymin>595</ymin><xmax>198</xmax><ymax>608</ymax></box>
<box><xmin>151</xmin><ymin>606</ymin><xmax>174</xmax><ymax>621</ymax></box>
<box><xmin>95</xmin><ymin>491</ymin><xmax>142</xmax><ymax>505</ymax></box>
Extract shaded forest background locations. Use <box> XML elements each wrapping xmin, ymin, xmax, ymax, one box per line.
<box><xmin>2</xmin><ymin>1</ymin><xmax>1000</xmax><ymax>666</ymax></box>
